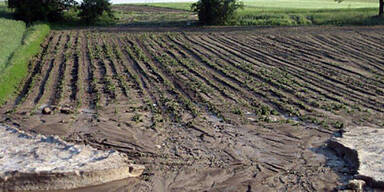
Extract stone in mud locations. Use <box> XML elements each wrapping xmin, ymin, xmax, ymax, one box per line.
<box><xmin>42</xmin><ymin>107</ymin><xmax>52</xmax><ymax>115</ymax></box>
<box><xmin>347</xmin><ymin>179</ymin><xmax>365</xmax><ymax>192</ymax></box>
<box><xmin>329</xmin><ymin>126</ymin><xmax>384</xmax><ymax>188</ymax></box>
<box><xmin>60</xmin><ymin>107</ymin><xmax>73</xmax><ymax>114</ymax></box>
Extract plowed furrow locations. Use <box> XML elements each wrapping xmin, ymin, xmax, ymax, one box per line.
<box><xmin>155</xmin><ymin>35</ymin><xmax>232</xmax><ymax>103</ymax></box>
<box><xmin>113</xmin><ymin>36</ymin><xmax>144</xmax><ymax>93</ymax></box>
<box><xmin>191</xmin><ymin>35</ymin><xmax>314</xmax><ymax>112</ymax></box>
<box><xmin>260</xmin><ymin>35</ymin><xmax>384</xmax><ymax>96</ymax></box>
<box><xmin>51</xmin><ymin>33</ymin><xmax>75</xmax><ymax>106</ymax></box>
<box><xmin>13</xmin><ymin>33</ymin><xmax>55</xmax><ymax>108</ymax></box>
<box><xmin>218</xmin><ymin>35</ymin><xmax>384</xmax><ymax>111</ymax></box>
<box><xmin>136</xmin><ymin>36</ymin><xmax>199</xmax><ymax>117</ymax></box>
<box><xmin>219</xmin><ymin>34</ymin><xmax>372</xmax><ymax>99</ymax></box>
<box><xmin>309</xmin><ymin>34</ymin><xmax>384</xmax><ymax>75</ymax></box>
<box><xmin>266</xmin><ymin>34</ymin><xmax>384</xmax><ymax>93</ymax></box>
<box><xmin>153</xmin><ymin>36</ymin><xmax>234</xmax><ymax>117</ymax></box>
<box><xmin>169</xmin><ymin>35</ymin><xmax>293</xmax><ymax>115</ymax></box>
<box><xmin>220</xmin><ymin>35</ymin><xmax>374</xmax><ymax>111</ymax></box>
<box><xmin>70</xmin><ymin>32</ymin><xmax>81</xmax><ymax>104</ymax></box>
<box><xmin>116</xmin><ymin>35</ymin><xmax>159</xmax><ymax>110</ymax></box>
<box><xmin>91</xmin><ymin>35</ymin><xmax>111</xmax><ymax>106</ymax></box>
<box><xmin>324</xmin><ymin>34</ymin><xmax>384</xmax><ymax>74</ymax></box>
<box><xmin>85</xmin><ymin>33</ymin><xmax>100</xmax><ymax>110</ymax></box>
<box><xmin>102</xmin><ymin>37</ymin><xmax>128</xmax><ymax>98</ymax></box>
<box><xmin>184</xmin><ymin>35</ymin><xmax>311</xmax><ymax>113</ymax></box>
<box><xmin>34</xmin><ymin>33</ymin><xmax>68</xmax><ymax>106</ymax></box>
<box><xmin>262</xmin><ymin>35</ymin><xmax>371</xmax><ymax>79</ymax></box>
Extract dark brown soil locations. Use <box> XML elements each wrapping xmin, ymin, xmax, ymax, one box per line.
<box><xmin>2</xmin><ymin>25</ymin><xmax>384</xmax><ymax>191</ymax></box>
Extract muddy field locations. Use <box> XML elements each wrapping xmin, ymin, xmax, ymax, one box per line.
<box><xmin>2</xmin><ymin>26</ymin><xmax>384</xmax><ymax>191</ymax></box>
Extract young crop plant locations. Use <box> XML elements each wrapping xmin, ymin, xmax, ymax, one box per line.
<box><xmin>101</xmin><ymin>38</ymin><xmax>130</xmax><ymax>97</ymax></box>
<box><xmin>136</xmin><ymin>37</ymin><xmax>200</xmax><ymax>118</ymax></box>
<box><xmin>85</xmin><ymin>33</ymin><xmax>100</xmax><ymax>110</ymax></box>
<box><xmin>104</xmin><ymin>76</ymin><xmax>116</xmax><ymax>99</ymax></box>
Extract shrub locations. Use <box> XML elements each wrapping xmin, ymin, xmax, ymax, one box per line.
<box><xmin>191</xmin><ymin>0</ymin><xmax>244</xmax><ymax>25</ymax></box>
<box><xmin>7</xmin><ymin>0</ymin><xmax>76</xmax><ymax>23</ymax></box>
<box><xmin>79</xmin><ymin>0</ymin><xmax>114</xmax><ymax>24</ymax></box>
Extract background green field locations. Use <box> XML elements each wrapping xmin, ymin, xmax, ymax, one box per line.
<box><xmin>143</xmin><ymin>0</ymin><xmax>378</xmax><ymax>10</ymax></box>
<box><xmin>140</xmin><ymin>0</ymin><xmax>382</xmax><ymax>25</ymax></box>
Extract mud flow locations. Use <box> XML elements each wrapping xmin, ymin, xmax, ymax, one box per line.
<box><xmin>2</xmin><ymin>26</ymin><xmax>384</xmax><ymax>191</ymax></box>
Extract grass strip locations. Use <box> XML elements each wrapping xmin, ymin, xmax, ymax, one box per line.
<box><xmin>0</xmin><ymin>24</ymin><xmax>50</xmax><ymax>105</ymax></box>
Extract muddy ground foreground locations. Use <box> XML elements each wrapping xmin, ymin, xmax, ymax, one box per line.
<box><xmin>2</xmin><ymin>23</ymin><xmax>384</xmax><ymax>191</ymax></box>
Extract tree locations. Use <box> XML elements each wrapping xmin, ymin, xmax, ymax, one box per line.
<box><xmin>191</xmin><ymin>0</ymin><xmax>244</xmax><ymax>25</ymax></box>
<box><xmin>7</xmin><ymin>0</ymin><xmax>76</xmax><ymax>23</ymax></box>
<box><xmin>78</xmin><ymin>0</ymin><xmax>114</xmax><ymax>24</ymax></box>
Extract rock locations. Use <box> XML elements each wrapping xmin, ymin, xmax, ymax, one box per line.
<box><xmin>60</xmin><ymin>107</ymin><xmax>73</xmax><ymax>114</ymax></box>
<box><xmin>42</xmin><ymin>107</ymin><xmax>52</xmax><ymax>115</ymax></box>
<box><xmin>329</xmin><ymin>126</ymin><xmax>384</xmax><ymax>188</ymax></box>
<box><xmin>347</xmin><ymin>179</ymin><xmax>365</xmax><ymax>192</ymax></box>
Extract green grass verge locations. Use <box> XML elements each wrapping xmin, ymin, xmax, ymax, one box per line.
<box><xmin>0</xmin><ymin>24</ymin><xmax>50</xmax><ymax>105</ymax></box>
<box><xmin>0</xmin><ymin>1</ymin><xmax>26</xmax><ymax>70</ymax></box>
<box><xmin>140</xmin><ymin>0</ymin><xmax>384</xmax><ymax>26</ymax></box>
<box><xmin>0</xmin><ymin>18</ymin><xmax>26</xmax><ymax>70</ymax></box>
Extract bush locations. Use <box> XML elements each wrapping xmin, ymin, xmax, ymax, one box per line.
<box><xmin>191</xmin><ymin>0</ymin><xmax>244</xmax><ymax>25</ymax></box>
<box><xmin>7</xmin><ymin>0</ymin><xmax>76</xmax><ymax>23</ymax></box>
<box><xmin>79</xmin><ymin>0</ymin><xmax>114</xmax><ymax>24</ymax></box>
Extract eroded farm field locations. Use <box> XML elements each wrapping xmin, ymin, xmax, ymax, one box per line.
<box><xmin>2</xmin><ymin>26</ymin><xmax>384</xmax><ymax>191</ymax></box>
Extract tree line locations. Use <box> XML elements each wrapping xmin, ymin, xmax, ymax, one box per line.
<box><xmin>6</xmin><ymin>0</ymin><xmax>113</xmax><ymax>24</ymax></box>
